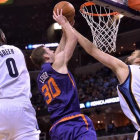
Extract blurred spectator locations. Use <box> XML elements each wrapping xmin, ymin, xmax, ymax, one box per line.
<box><xmin>107</xmin><ymin>120</ymin><xmax>116</xmax><ymax>135</ymax></box>
<box><xmin>77</xmin><ymin>66</ymin><xmax>119</xmax><ymax>103</ymax></box>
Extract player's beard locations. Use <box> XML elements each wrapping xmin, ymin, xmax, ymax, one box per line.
<box><xmin>125</xmin><ymin>58</ymin><xmax>135</xmax><ymax>65</ymax></box>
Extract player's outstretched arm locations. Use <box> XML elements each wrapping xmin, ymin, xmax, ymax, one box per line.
<box><xmin>55</xmin><ymin>32</ymin><xmax>66</xmax><ymax>55</ymax></box>
<box><xmin>74</xmin><ymin>29</ymin><xmax>129</xmax><ymax>84</ymax></box>
<box><xmin>55</xmin><ymin>20</ymin><xmax>75</xmax><ymax>55</ymax></box>
<box><xmin>53</xmin><ymin>9</ymin><xmax>77</xmax><ymax>63</ymax></box>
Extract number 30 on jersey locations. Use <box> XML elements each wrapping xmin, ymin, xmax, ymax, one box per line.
<box><xmin>41</xmin><ymin>77</ymin><xmax>61</xmax><ymax>105</ymax></box>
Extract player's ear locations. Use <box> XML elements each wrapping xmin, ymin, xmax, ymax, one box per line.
<box><xmin>43</xmin><ymin>53</ymin><xmax>49</xmax><ymax>60</ymax></box>
<box><xmin>1</xmin><ymin>34</ymin><xmax>7</xmax><ymax>44</ymax></box>
<box><xmin>0</xmin><ymin>29</ymin><xmax>7</xmax><ymax>44</ymax></box>
<box><xmin>136</xmin><ymin>58</ymin><xmax>140</xmax><ymax>65</ymax></box>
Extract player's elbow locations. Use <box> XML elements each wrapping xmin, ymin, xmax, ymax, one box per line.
<box><xmin>72</xmin><ymin>36</ymin><xmax>78</xmax><ymax>43</ymax></box>
<box><xmin>68</xmin><ymin>34</ymin><xmax>78</xmax><ymax>43</ymax></box>
<box><xmin>73</xmin><ymin>34</ymin><xmax>78</xmax><ymax>40</ymax></box>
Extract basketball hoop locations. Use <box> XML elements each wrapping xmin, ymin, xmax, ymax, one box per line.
<box><xmin>80</xmin><ymin>2</ymin><xmax>121</xmax><ymax>53</ymax></box>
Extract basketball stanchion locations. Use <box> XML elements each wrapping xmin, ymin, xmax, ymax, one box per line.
<box><xmin>80</xmin><ymin>2</ymin><xmax>121</xmax><ymax>53</ymax></box>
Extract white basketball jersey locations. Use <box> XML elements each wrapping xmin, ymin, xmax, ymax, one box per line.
<box><xmin>0</xmin><ymin>45</ymin><xmax>32</xmax><ymax>99</ymax></box>
<box><xmin>117</xmin><ymin>65</ymin><xmax>140</xmax><ymax>130</ymax></box>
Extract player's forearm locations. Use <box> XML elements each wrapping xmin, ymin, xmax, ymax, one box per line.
<box><xmin>60</xmin><ymin>33</ymin><xmax>67</xmax><ymax>51</ymax></box>
<box><xmin>74</xmin><ymin>29</ymin><xmax>98</xmax><ymax>56</ymax></box>
<box><xmin>61</xmin><ymin>22</ymin><xmax>77</xmax><ymax>62</ymax></box>
<box><xmin>55</xmin><ymin>34</ymin><xmax>66</xmax><ymax>55</ymax></box>
<box><xmin>64</xmin><ymin>39</ymin><xmax>77</xmax><ymax>63</ymax></box>
<box><xmin>74</xmin><ymin>29</ymin><xmax>114</xmax><ymax>68</ymax></box>
<box><xmin>61</xmin><ymin>22</ymin><xmax>76</xmax><ymax>42</ymax></box>
<box><xmin>74</xmin><ymin>29</ymin><xmax>127</xmax><ymax>73</ymax></box>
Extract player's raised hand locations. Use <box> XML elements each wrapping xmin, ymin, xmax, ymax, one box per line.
<box><xmin>53</xmin><ymin>9</ymin><xmax>68</xmax><ymax>25</ymax></box>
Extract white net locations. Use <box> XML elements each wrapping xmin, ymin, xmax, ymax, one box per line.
<box><xmin>80</xmin><ymin>2</ymin><xmax>121</xmax><ymax>53</ymax></box>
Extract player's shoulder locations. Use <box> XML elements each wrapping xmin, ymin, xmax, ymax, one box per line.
<box><xmin>129</xmin><ymin>65</ymin><xmax>140</xmax><ymax>72</ymax></box>
<box><xmin>129</xmin><ymin>64</ymin><xmax>140</xmax><ymax>68</ymax></box>
<box><xmin>1</xmin><ymin>44</ymin><xmax>19</xmax><ymax>50</ymax></box>
<box><xmin>1</xmin><ymin>45</ymin><xmax>23</xmax><ymax>53</ymax></box>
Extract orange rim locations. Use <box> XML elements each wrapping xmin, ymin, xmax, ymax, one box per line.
<box><xmin>80</xmin><ymin>2</ymin><xmax>118</xmax><ymax>16</ymax></box>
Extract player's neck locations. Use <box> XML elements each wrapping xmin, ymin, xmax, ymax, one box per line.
<box><xmin>45</xmin><ymin>59</ymin><xmax>53</xmax><ymax>63</ymax></box>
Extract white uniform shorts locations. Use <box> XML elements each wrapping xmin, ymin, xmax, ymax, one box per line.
<box><xmin>0</xmin><ymin>99</ymin><xmax>40</xmax><ymax>140</ymax></box>
<box><xmin>134</xmin><ymin>130</ymin><xmax>140</xmax><ymax>140</ymax></box>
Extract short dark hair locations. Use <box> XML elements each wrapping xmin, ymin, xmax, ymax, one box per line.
<box><xmin>31</xmin><ymin>45</ymin><xmax>46</xmax><ymax>68</ymax></box>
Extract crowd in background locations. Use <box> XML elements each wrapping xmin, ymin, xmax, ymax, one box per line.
<box><xmin>76</xmin><ymin>66</ymin><xmax>118</xmax><ymax>102</ymax></box>
<box><xmin>98</xmin><ymin>122</ymin><xmax>136</xmax><ymax>137</ymax></box>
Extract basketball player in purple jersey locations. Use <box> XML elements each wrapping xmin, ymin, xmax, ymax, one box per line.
<box><xmin>31</xmin><ymin>9</ymin><xmax>97</xmax><ymax>140</ymax></box>
<box><xmin>0</xmin><ymin>29</ymin><xmax>40</xmax><ymax>140</ymax></box>
<box><xmin>73</xmin><ymin>28</ymin><xmax>140</xmax><ymax>140</ymax></box>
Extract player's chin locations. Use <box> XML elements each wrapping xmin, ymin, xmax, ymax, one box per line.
<box><xmin>125</xmin><ymin>60</ymin><xmax>131</xmax><ymax>65</ymax></box>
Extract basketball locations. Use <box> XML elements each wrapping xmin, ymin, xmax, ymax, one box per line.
<box><xmin>53</xmin><ymin>1</ymin><xmax>75</xmax><ymax>22</ymax></box>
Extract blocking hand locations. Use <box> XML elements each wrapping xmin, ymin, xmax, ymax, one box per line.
<box><xmin>53</xmin><ymin>9</ymin><xmax>68</xmax><ymax>25</ymax></box>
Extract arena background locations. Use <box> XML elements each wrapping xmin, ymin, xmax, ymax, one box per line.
<box><xmin>0</xmin><ymin>0</ymin><xmax>140</xmax><ymax>139</ymax></box>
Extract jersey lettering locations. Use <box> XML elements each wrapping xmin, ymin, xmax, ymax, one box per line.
<box><xmin>42</xmin><ymin>84</ymin><xmax>52</xmax><ymax>104</ymax></box>
<box><xmin>6</xmin><ymin>58</ymin><xmax>19</xmax><ymax>78</ymax></box>
<box><xmin>42</xmin><ymin>77</ymin><xmax>61</xmax><ymax>105</ymax></box>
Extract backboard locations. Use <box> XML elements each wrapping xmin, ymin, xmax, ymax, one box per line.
<box><xmin>90</xmin><ymin>0</ymin><xmax>140</xmax><ymax>20</ymax></box>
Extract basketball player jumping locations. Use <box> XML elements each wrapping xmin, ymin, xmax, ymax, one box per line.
<box><xmin>0</xmin><ymin>29</ymin><xmax>40</xmax><ymax>140</ymax></box>
<box><xmin>31</xmin><ymin>9</ymin><xmax>97</xmax><ymax>140</ymax></box>
<box><xmin>72</xmin><ymin>28</ymin><xmax>140</xmax><ymax>140</ymax></box>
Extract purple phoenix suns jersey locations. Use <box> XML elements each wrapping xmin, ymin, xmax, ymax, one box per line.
<box><xmin>37</xmin><ymin>63</ymin><xmax>81</xmax><ymax>124</ymax></box>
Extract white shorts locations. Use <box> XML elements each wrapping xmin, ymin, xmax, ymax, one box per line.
<box><xmin>134</xmin><ymin>130</ymin><xmax>140</xmax><ymax>140</ymax></box>
<box><xmin>0</xmin><ymin>99</ymin><xmax>40</xmax><ymax>140</ymax></box>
